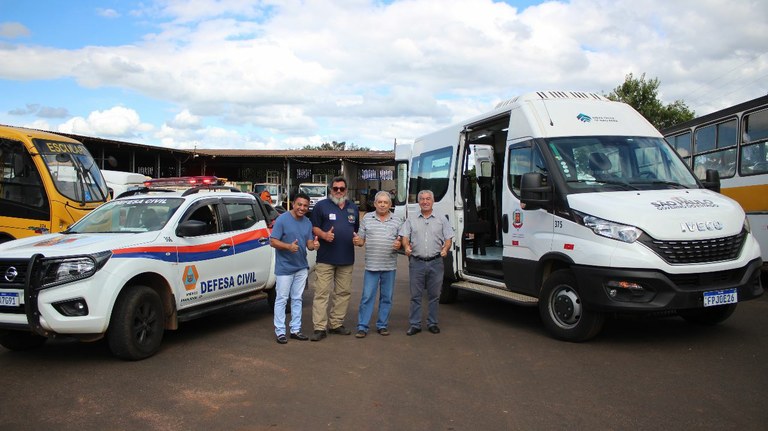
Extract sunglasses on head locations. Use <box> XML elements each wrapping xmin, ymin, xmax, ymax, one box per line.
<box><xmin>332</xmin><ymin>186</ymin><xmax>346</xmax><ymax>192</ymax></box>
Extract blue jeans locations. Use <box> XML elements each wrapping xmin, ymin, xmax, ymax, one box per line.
<box><xmin>274</xmin><ymin>269</ymin><xmax>308</xmax><ymax>336</ymax></box>
<box><xmin>357</xmin><ymin>269</ymin><xmax>396</xmax><ymax>332</ymax></box>
<box><xmin>408</xmin><ymin>258</ymin><xmax>443</xmax><ymax>328</ymax></box>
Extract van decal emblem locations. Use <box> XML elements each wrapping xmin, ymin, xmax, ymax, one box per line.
<box><xmin>651</xmin><ymin>197</ymin><xmax>717</xmax><ymax>210</ymax></box>
<box><xmin>512</xmin><ymin>209</ymin><xmax>523</xmax><ymax>229</ymax></box>
<box><xmin>577</xmin><ymin>113</ymin><xmax>591</xmax><ymax>122</ymax></box>
<box><xmin>681</xmin><ymin>221</ymin><xmax>724</xmax><ymax>232</ymax></box>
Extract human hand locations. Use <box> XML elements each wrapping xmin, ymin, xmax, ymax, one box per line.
<box><xmin>325</xmin><ymin>226</ymin><xmax>335</xmax><ymax>242</ymax></box>
<box><xmin>353</xmin><ymin>232</ymin><xmax>362</xmax><ymax>246</ymax></box>
<box><xmin>392</xmin><ymin>237</ymin><xmax>401</xmax><ymax>250</ymax></box>
<box><xmin>290</xmin><ymin>239</ymin><xmax>299</xmax><ymax>253</ymax></box>
<box><xmin>312</xmin><ymin>235</ymin><xmax>320</xmax><ymax>250</ymax></box>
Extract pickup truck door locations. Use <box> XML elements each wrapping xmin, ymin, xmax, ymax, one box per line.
<box><xmin>222</xmin><ymin>197</ymin><xmax>272</xmax><ymax>293</ymax></box>
<box><xmin>174</xmin><ymin>198</ymin><xmax>236</xmax><ymax>308</ymax></box>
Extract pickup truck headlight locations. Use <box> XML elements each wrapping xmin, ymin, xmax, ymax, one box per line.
<box><xmin>572</xmin><ymin>210</ymin><xmax>643</xmax><ymax>243</ymax></box>
<box><xmin>40</xmin><ymin>251</ymin><xmax>112</xmax><ymax>288</ymax></box>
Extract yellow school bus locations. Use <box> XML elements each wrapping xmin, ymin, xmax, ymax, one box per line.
<box><xmin>0</xmin><ymin>125</ymin><xmax>109</xmax><ymax>242</ymax></box>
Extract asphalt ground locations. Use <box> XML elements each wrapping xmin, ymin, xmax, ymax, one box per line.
<box><xmin>1</xmin><ymin>248</ymin><xmax>767</xmax><ymax>430</ymax></box>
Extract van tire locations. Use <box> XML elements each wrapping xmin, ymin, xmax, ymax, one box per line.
<box><xmin>0</xmin><ymin>331</ymin><xmax>47</xmax><ymax>351</ymax></box>
<box><xmin>107</xmin><ymin>285</ymin><xmax>164</xmax><ymax>360</ymax></box>
<box><xmin>439</xmin><ymin>284</ymin><xmax>458</xmax><ymax>304</ymax></box>
<box><xmin>679</xmin><ymin>304</ymin><xmax>737</xmax><ymax>325</ymax></box>
<box><xmin>539</xmin><ymin>270</ymin><xmax>604</xmax><ymax>342</ymax></box>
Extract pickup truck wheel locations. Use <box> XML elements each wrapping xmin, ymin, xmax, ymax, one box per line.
<box><xmin>539</xmin><ymin>270</ymin><xmax>604</xmax><ymax>342</ymax></box>
<box><xmin>108</xmin><ymin>285</ymin><xmax>164</xmax><ymax>360</ymax></box>
<box><xmin>0</xmin><ymin>331</ymin><xmax>47</xmax><ymax>351</ymax></box>
<box><xmin>679</xmin><ymin>304</ymin><xmax>737</xmax><ymax>325</ymax></box>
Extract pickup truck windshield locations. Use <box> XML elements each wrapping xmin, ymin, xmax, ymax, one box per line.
<box><xmin>68</xmin><ymin>197</ymin><xmax>184</xmax><ymax>233</ymax></box>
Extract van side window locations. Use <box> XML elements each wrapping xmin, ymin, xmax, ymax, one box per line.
<box><xmin>508</xmin><ymin>144</ymin><xmax>547</xmax><ymax>196</ymax></box>
<box><xmin>408</xmin><ymin>146</ymin><xmax>452</xmax><ymax>203</ymax></box>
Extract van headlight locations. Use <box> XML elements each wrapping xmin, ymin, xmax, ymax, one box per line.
<box><xmin>572</xmin><ymin>210</ymin><xmax>643</xmax><ymax>243</ymax></box>
<box><xmin>744</xmin><ymin>217</ymin><xmax>751</xmax><ymax>233</ymax></box>
<box><xmin>40</xmin><ymin>251</ymin><xmax>112</xmax><ymax>288</ymax></box>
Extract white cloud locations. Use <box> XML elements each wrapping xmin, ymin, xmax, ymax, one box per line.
<box><xmin>57</xmin><ymin>106</ymin><xmax>154</xmax><ymax>139</ymax></box>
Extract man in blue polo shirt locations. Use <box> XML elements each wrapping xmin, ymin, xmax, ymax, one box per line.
<box><xmin>309</xmin><ymin>176</ymin><xmax>359</xmax><ymax>341</ymax></box>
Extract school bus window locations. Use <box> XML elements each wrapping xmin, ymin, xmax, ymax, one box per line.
<box><xmin>0</xmin><ymin>141</ymin><xmax>47</xmax><ymax>208</ymax></box>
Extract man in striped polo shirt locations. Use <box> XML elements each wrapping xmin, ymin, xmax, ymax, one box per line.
<box><xmin>352</xmin><ymin>191</ymin><xmax>403</xmax><ymax>337</ymax></box>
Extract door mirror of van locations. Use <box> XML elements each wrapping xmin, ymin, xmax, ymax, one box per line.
<box><xmin>520</xmin><ymin>172</ymin><xmax>552</xmax><ymax>210</ymax></box>
<box><xmin>702</xmin><ymin>169</ymin><xmax>721</xmax><ymax>193</ymax></box>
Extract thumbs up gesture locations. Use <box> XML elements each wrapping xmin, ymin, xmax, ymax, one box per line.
<box><xmin>353</xmin><ymin>231</ymin><xmax>363</xmax><ymax>246</ymax></box>
<box><xmin>312</xmin><ymin>235</ymin><xmax>320</xmax><ymax>250</ymax></box>
<box><xmin>290</xmin><ymin>239</ymin><xmax>299</xmax><ymax>253</ymax></box>
<box><xmin>325</xmin><ymin>226</ymin><xmax>335</xmax><ymax>242</ymax></box>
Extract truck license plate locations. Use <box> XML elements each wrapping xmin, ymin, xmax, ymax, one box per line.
<box><xmin>0</xmin><ymin>292</ymin><xmax>20</xmax><ymax>307</ymax></box>
<box><xmin>703</xmin><ymin>288</ymin><xmax>738</xmax><ymax>307</ymax></box>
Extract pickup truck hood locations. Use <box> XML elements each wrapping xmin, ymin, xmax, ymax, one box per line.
<box><xmin>567</xmin><ymin>188</ymin><xmax>745</xmax><ymax>240</ymax></box>
<box><xmin>0</xmin><ymin>232</ymin><xmax>160</xmax><ymax>258</ymax></box>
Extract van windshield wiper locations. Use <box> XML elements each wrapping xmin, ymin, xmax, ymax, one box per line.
<box><xmin>644</xmin><ymin>180</ymin><xmax>690</xmax><ymax>189</ymax></box>
<box><xmin>567</xmin><ymin>179</ymin><xmax>639</xmax><ymax>190</ymax></box>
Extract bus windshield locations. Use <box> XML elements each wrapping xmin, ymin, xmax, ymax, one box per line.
<box><xmin>33</xmin><ymin>139</ymin><xmax>109</xmax><ymax>203</ymax></box>
<box><xmin>546</xmin><ymin>136</ymin><xmax>699</xmax><ymax>192</ymax></box>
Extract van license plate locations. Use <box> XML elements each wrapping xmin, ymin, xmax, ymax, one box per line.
<box><xmin>703</xmin><ymin>288</ymin><xmax>737</xmax><ymax>307</ymax></box>
<box><xmin>0</xmin><ymin>292</ymin><xmax>20</xmax><ymax>307</ymax></box>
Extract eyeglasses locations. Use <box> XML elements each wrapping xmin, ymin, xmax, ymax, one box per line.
<box><xmin>332</xmin><ymin>187</ymin><xmax>346</xmax><ymax>192</ymax></box>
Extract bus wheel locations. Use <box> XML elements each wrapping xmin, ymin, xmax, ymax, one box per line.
<box><xmin>0</xmin><ymin>331</ymin><xmax>47</xmax><ymax>351</ymax></box>
<box><xmin>439</xmin><ymin>283</ymin><xmax>458</xmax><ymax>304</ymax></box>
<box><xmin>679</xmin><ymin>304</ymin><xmax>737</xmax><ymax>325</ymax></box>
<box><xmin>107</xmin><ymin>285</ymin><xmax>164</xmax><ymax>360</ymax></box>
<box><xmin>539</xmin><ymin>270</ymin><xmax>604</xmax><ymax>342</ymax></box>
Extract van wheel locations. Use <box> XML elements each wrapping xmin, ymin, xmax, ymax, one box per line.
<box><xmin>107</xmin><ymin>285</ymin><xmax>164</xmax><ymax>360</ymax></box>
<box><xmin>439</xmin><ymin>284</ymin><xmax>458</xmax><ymax>304</ymax></box>
<box><xmin>539</xmin><ymin>270</ymin><xmax>604</xmax><ymax>342</ymax></box>
<box><xmin>679</xmin><ymin>304</ymin><xmax>737</xmax><ymax>325</ymax></box>
<box><xmin>0</xmin><ymin>331</ymin><xmax>47</xmax><ymax>351</ymax></box>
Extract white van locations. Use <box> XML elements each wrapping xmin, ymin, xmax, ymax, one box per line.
<box><xmin>396</xmin><ymin>90</ymin><xmax>764</xmax><ymax>341</ymax></box>
<box><xmin>101</xmin><ymin>170</ymin><xmax>150</xmax><ymax>199</ymax></box>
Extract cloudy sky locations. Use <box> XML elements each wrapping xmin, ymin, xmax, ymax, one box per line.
<box><xmin>1</xmin><ymin>0</ymin><xmax>766</xmax><ymax>151</ymax></box>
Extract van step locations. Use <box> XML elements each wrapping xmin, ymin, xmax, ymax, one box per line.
<box><xmin>451</xmin><ymin>281</ymin><xmax>538</xmax><ymax>306</ymax></box>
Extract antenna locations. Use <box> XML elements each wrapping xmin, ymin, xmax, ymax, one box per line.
<box><xmin>542</xmin><ymin>100</ymin><xmax>554</xmax><ymax>126</ymax></box>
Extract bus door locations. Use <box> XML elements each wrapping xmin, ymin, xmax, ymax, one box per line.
<box><xmin>0</xmin><ymin>137</ymin><xmax>50</xmax><ymax>241</ymax></box>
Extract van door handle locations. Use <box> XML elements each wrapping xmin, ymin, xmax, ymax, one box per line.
<box><xmin>219</xmin><ymin>243</ymin><xmax>232</xmax><ymax>251</ymax></box>
<box><xmin>502</xmin><ymin>214</ymin><xmax>509</xmax><ymax>233</ymax></box>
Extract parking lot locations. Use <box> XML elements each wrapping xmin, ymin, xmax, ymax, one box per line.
<box><xmin>2</xmin><ymin>248</ymin><xmax>767</xmax><ymax>430</ymax></box>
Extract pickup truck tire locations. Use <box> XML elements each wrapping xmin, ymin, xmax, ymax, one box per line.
<box><xmin>108</xmin><ymin>285</ymin><xmax>164</xmax><ymax>360</ymax></box>
<box><xmin>0</xmin><ymin>330</ymin><xmax>47</xmax><ymax>351</ymax></box>
<box><xmin>539</xmin><ymin>269</ymin><xmax>604</xmax><ymax>342</ymax></box>
<box><xmin>679</xmin><ymin>303</ymin><xmax>737</xmax><ymax>325</ymax></box>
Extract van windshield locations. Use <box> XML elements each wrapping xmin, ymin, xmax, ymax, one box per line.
<box><xmin>546</xmin><ymin>136</ymin><xmax>699</xmax><ymax>192</ymax></box>
<box><xmin>33</xmin><ymin>140</ymin><xmax>109</xmax><ymax>203</ymax></box>
<box><xmin>300</xmin><ymin>185</ymin><xmax>327</xmax><ymax>197</ymax></box>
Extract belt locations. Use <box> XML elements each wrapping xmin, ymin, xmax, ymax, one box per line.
<box><xmin>411</xmin><ymin>254</ymin><xmax>441</xmax><ymax>262</ymax></box>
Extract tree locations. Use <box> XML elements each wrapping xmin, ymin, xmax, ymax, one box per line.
<box><xmin>605</xmin><ymin>73</ymin><xmax>695</xmax><ymax>130</ymax></box>
<box><xmin>301</xmin><ymin>141</ymin><xmax>370</xmax><ymax>151</ymax></box>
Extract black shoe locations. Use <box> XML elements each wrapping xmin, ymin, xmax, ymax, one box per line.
<box><xmin>406</xmin><ymin>326</ymin><xmax>421</xmax><ymax>336</ymax></box>
<box><xmin>310</xmin><ymin>330</ymin><xmax>327</xmax><ymax>342</ymax></box>
<box><xmin>428</xmin><ymin>325</ymin><xmax>441</xmax><ymax>334</ymax></box>
<box><xmin>276</xmin><ymin>334</ymin><xmax>288</xmax><ymax>344</ymax></box>
<box><xmin>329</xmin><ymin>325</ymin><xmax>351</xmax><ymax>335</ymax></box>
<box><xmin>290</xmin><ymin>332</ymin><xmax>309</xmax><ymax>341</ymax></box>
<box><xmin>377</xmin><ymin>328</ymin><xmax>390</xmax><ymax>336</ymax></box>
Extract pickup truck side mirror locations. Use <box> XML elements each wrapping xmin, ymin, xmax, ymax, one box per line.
<box><xmin>702</xmin><ymin>169</ymin><xmax>721</xmax><ymax>193</ymax></box>
<box><xmin>176</xmin><ymin>220</ymin><xmax>208</xmax><ymax>237</ymax></box>
<box><xmin>520</xmin><ymin>172</ymin><xmax>552</xmax><ymax>210</ymax></box>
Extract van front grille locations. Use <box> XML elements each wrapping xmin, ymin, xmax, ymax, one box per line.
<box><xmin>638</xmin><ymin>230</ymin><xmax>746</xmax><ymax>265</ymax></box>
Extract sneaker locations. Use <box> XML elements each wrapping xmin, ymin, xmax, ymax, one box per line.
<box><xmin>290</xmin><ymin>332</ymin><xmax>309</xmax><ymax>341</ymax></box>
<box><xmin>377</xmin><ymin>328</ymin><xmax>390</xmax><ymax>336</ymax></box>
<box><xmin>276</xmin><ymin>334</ymin><xmax>288</xmax><ymax>344</ymax></box>
<box><xmin>355</xmin><ymin>330</ymin><xmax>367</xmax><ymax>338</ymax></box>
<box><xmin>329</xmin><ymin>325</ymin><xmax>351</xmax><ymax>335</ymax></box>
<box><xmin>310</xmin><ymin>330</ymin><xmax>327</xmax><ymax>342</ymax></box>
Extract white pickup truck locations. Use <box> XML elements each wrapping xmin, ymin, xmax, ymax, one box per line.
<box><xmin>0</xmin><ymin>186</ymin><xmax>312</xmax><ymax>360</ymax></box>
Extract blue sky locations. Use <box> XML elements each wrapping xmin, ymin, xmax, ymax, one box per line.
<box><xmin>1</xmin><ymin>0</ymin><xmax>766</xmax><ymax>151</ymax></box>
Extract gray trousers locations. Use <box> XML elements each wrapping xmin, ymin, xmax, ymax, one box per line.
<box><xmin>408</xmin><ymin>258</ymin><xmax>443</xmax><ymax>328</ymax></box>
